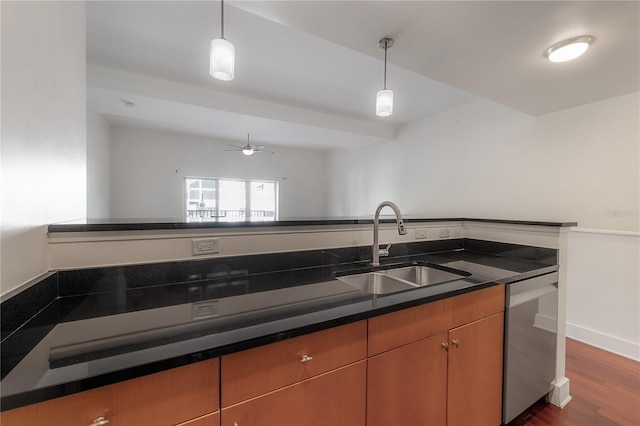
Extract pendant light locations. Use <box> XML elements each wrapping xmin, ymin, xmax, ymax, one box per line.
<box><xmin>209</xmin><ymin>0</ymin><xmax>235</xmax><ymax>81</ymax></box>
<box><xmin>376</xmin><ymin>37</ymin><xmax>394</xmax><ymax>117</ymax></box>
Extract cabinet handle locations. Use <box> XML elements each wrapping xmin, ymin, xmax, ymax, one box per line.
<box><xmin>452</xmin><ymin>339</ymin><xmax>460</xmax><ymax>348</ymax></box>
<box><xmin>89</xmin><ymin>417</ymin><xmax>109</xmax><ymax>426</ymax></box>
<box><xmin>301</xmin><ymin>354</ymin><xmax>313</xmax><ymax>363</ymax></box>
<box><xmin>442</xmin><ymin>342</ymin><xmax>449</xmax><ymax>351</ymax></box>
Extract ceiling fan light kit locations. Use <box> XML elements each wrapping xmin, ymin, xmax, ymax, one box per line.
<box><xmin>210</xmin><ymin>0</ymin><xmax>235</xmax><ymax>81</ymax></box>
<box><xmin>376</xmin><ymin>37</ymin><xmax>394</xmax><ymax>117</ymax></box>
<box><xmin>226</xmin><ymin>134</ymin><xmax>275</xmax><ymax>156</ymax></box>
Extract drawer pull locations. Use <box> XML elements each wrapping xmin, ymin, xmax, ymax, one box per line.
<box><xmin>301</xmin><ymin>354</ymin><xmax>313</xmax><ymax>363</ymax></box>
<box><xmin>442</xmin><ymin>342</ymin><xmax>449</xmax><ymax>351</ymax></box>
<box><xmin>452</xmin><ymin>339</ymin><xmax>460</xmax><ymax>348</ymax></box>
<box><xmin>89</xmin><ymin>417</ymin><xmax>109</xmax><ymax>426</ymax></box>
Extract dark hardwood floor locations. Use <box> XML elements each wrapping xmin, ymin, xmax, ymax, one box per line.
<box><xmin>509</xmin><ymin>338</ymin><xmax>640</xmax><ymax>426</ymax></box>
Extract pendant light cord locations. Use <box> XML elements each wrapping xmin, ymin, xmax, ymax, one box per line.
<box><xmin>220</xmin><ymin>0</ymin><xmax>225</xmax><ymax>39</ymax></box>
<box><xmin>383</xmin><ymin>41</ymin><xmax>388</xmax><ymax>90</ymax></box>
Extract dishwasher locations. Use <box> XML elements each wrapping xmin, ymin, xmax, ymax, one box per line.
<box><xmin>503</xmin><ymin>271</ymin><xmax>559</xmax><ymax>424</ymax></box>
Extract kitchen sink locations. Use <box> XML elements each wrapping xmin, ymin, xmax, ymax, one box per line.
<box><xmin>336</xmin><ymin>263</ymin><xmax>469</xmax><ymax>294</ymax></box>
<box><xmin>336</xmin><ymin>272</ymin><xmax>417</xmax><ymax>294</ymax></box>
<box><xmin>385</xmin><ymin>265</ymin><xmax>467</xmax><ymax>287</ymax></box>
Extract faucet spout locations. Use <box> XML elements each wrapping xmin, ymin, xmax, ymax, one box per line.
<box><xmin>372</xmin><ymin>201</ymin><xmax>407</xmax><ymax>266</ymax></box>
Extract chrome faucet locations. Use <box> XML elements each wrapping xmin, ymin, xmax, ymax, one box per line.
<box><xmin>372</xmin><ymin>201</ymin><xmax>407</xmax><ymax>266</ymax></box>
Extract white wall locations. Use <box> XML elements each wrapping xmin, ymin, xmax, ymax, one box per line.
<box><xmin>108</xmin><ymin>126</ymin><xmax>329</xmax><ymax>220</ymax></box>
<box><xmin>328</xmin><ymin>92</ymin><xmax>640</xmax><ymax>359</ymax></box>
<box><xmin>87</xmin><ymin>111</ymin><xmax>111</xmax><ymax>218</ymax></box>
<box><xmin>567</xmin><ymin>229</ymin><xmax>639</xmax><ymax>360</ymax></box>
<box><xmin>1</xmin><ymin>1</ymin><xmax>86</xmax><ymax>296</ymax></box>
<box><xmin>329</xmin><ymin>93</ymin><xmax>639</xmax><ymax>231</ymax></box>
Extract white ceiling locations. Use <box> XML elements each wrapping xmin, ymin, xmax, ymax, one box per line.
<box><xmin>86</xmin><ymin>1</ymin><xmax>639</xmax><ymax>151</ymax></box>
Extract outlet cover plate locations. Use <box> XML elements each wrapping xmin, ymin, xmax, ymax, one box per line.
<box><xmin>192</xmin><ymin>238</ymin><xmax>220</xmax><ymax>255</ymax></box>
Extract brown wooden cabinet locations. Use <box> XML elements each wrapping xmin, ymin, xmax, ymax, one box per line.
<box><xmin>367</xmin><ymin>285</ymin><xmax>505</xmax><ymax>426</ymax></box>
<box><xmin>0</xmin><ymin>358</ymin><xmax>220</xmax><ymax>426</ymax></box>
<box><xmin>221</xmin><ymin>361</ymin><xmax>366</xmax><ymax>426</ymax></box>
<box><xmin>447</xmin><ymin>312</ymin><xmax>504</xmax><ymax>426</ymax></box>
<box><xmin>367</xmin><ymin>332</ymin><xmax>448</xmax><ymax>426</ymax></box>
<box><xmin>221</xmin><ymin>321</ymin><xmax>367</xmax><ymax>407</ymax></box>
<box><xmin>0</xmin><ymin>386</ymin><xmax>112</xmax><ymax>426</ymax></box>
<box><xmin>220</xmin><ymin>321</ymin><xmax>368</xmax><ymax>426</ymax></box>
<box><xmin>112</xmin><ymin>358</ymin><xmax>220</xmax><ymax>426</ymax></box>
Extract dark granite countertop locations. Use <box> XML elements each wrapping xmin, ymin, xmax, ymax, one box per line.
<box><xmin>0</xmin><ymin>242</ymin><xmax>558</xmax><ymax>411</ymax></box>
<box><xmin>48</xmin><ymin>217</ymin><xmax>578</xmax><ymax>232</ymax></box>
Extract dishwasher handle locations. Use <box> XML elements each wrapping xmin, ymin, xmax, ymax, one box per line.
<box><xmin>507</xmin><ymin>283</ymin><xmax>557</xmax><ymax>308</ymax></box>
<box><xmin>506</xmin><ymin>272</ymin><xmax>558</xmax><ymax>308</ymax></box>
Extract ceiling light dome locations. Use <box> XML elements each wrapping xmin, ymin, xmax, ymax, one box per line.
<box><xmin>544</xmin><ymin>35</ymin><xmax>595</xmax><ymax>63</ymax></box>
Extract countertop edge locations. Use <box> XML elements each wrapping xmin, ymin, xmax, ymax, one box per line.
<box><xmin>48</xmin><ymin>218</ymin><xmax>578</xmax><ymax>233</ymax></box>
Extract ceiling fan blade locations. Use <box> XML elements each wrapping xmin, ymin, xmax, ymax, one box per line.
<box><xmin>227</xmin><ymin>144</ymin><xmax>245</xmax><ymax>149</ymax></box>
<box><xmin>255</xmin><ymin>146</ymin><xmax>275</xmax><ymax>154</ymax></box>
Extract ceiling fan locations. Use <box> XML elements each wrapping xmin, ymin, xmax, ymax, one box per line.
<box><xmin>226</xmin><ymin>134</ymin><xmax>275</xmax><ymax>156</ymax></box>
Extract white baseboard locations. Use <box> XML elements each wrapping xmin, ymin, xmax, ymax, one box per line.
<box><xmin>566</xmin><ymin>322</ymin><xmax>640</xmax><ymax>362</ymax></box>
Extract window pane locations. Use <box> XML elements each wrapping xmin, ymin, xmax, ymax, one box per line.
<box><xmin>219</xmin><ymin>180</ymin><xmax>246</xmax><ymax>221</ymax></box>
<box><xmin>201</xmin><ymin>179</ymin><xmax>216</xmax><ymax>189</ymax></box>
<box><xmin>250</xmin><ymin>181</ymin><xmax>277</xmax><ymax>221</ymax></box>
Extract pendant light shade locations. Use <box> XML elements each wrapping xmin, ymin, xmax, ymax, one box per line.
<box><xmin>376</xmin><ymin>89</ymin><xmax>393</xmax><ymax>117</ymax></box>
<box><xmin>376</xmin><ymin>37</ymin><xmax>394</xmax><ymax>117</ymax></box>
<box><xmin>210</xmin><ymin>38</ymin><xmax>235</xmax><ymax>81</ymax></box>
<box><xmin>209</xmin><ymin>0</ymin><xmax>235</xmax><ymax>81</ymax></box>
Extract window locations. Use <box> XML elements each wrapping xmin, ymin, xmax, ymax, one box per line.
<box><xmin>185</xmin><ymin>178</ymin><xmax>278</xmax><ymax>222</ymax></box>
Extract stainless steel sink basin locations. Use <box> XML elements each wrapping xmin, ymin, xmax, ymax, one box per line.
<box><xmin>336</xmin><ymin>264</ymin><xmax>468</xmax><ymax>294</ymax></box>
<box><xmin>336</xmin><ymin>272</ymin><xmax>417</xmax><ymax>294</ymax></box>
<box><xmin>385</xmin><ymin>266</ymin><xmax>466</xmax><ymax>287</ymax></box>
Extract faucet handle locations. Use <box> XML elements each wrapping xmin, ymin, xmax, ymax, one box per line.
<box><xmin>378</xmin><ymin>243</ymin><xmax>392</xmax><ymax>257</ymax></box>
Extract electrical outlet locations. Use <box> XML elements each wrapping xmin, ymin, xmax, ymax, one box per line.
<box><xmin>192</xmin><ymin>301</ymin><xmax>219</xmax><ymax>319</ymax></box>
<box><xmin>192</xmin><ymin>238</ymin><xmax>220</xmax><ymax>255</ymax></box>
<box><xmin>415</xmin><ymin>228</ymin><xmax>427</xmax><ymax>239</ymax></box>
<box><xmin>439</xmin><ymin>228</ymin><xmax>451</xmax><ymax>238</ymax></box>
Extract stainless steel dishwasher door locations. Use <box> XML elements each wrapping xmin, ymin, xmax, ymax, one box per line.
<box><xmin>503</xmin><ymin>272</ymin><xmax>558</xmax><ymax>424</ymax></box>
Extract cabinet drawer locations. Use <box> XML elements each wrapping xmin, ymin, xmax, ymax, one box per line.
<box><xmin>449</xmin><ymin>284</ymin><xmax>504</xmax><ymax>329</ymax></box>
<box><xmin>113</xmin><ymin>358</ymin><xmax>219</xmax><ymax>426</ymax></box>
<box><xmin>221</xmin><ymin>361</ymin><xmax>366</xmax><ymax>426</ymax></box>
<box><xmin>221</xmin><ymin>320</ymin><xmax>367</xmax><ymax>407</ymax></box>
<box><xmin>368</xmin><ymin>297</ymin><xmax>450</xmax><ymax>356</ymax></box>
<box><xmin>0</xmin><ymin>386</ymin><xmax>112</xmax><ymax>426</ymax></box>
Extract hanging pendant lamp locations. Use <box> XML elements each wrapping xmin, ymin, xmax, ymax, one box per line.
<box><xmin>209</xmin><ymin>0</ymin><xmax>235</xmax><ymax>81</ymax></box>
<box><xmin>376</xmin><ymin>37</ymin><xmax>394</xmax><ymax>117</ymax></box>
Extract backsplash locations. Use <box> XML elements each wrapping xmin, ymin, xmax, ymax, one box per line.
<box><xmin>1</xmin><ymin>238</ymin><xmax>556</xmax><ymax>343</ymax></box>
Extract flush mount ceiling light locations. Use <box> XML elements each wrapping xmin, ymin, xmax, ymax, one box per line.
<box><xmin>376</xmin><ymin>37</ymin><xmax>394</xmax><ymax>117</ymax></box>
<box><xmin>209</xmin><ymin>0</ymin><xmax>235</xmax><ymax>81</ymax></box>
<box><xmin>544</xmin><ymin>35</ymin><xmax>595</xmax><ymax>63</ymax></box>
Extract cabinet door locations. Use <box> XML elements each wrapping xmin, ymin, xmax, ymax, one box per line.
<box><xmin>0</xmin><ymin>386</ymin><xmax>112</xmax><ymax>426</ymax></box>
<box><xmin>447</xmin><ymin>313</ymin><xmax>504</xmax><ymax>426</ymax></box>
<box><xmin>221</xmin><ymin>361</ymin><xmax>366</xmax><ymax>426</ymax></box>
<box><xmin>367</xmin><ymin>332</ymin><xmax>448</xmax><ymax>426</ymax></box>
<box><xmin>112</xmin><ymin>358</ymin><xmax>219</xmax><ymax>426</ymax></box>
